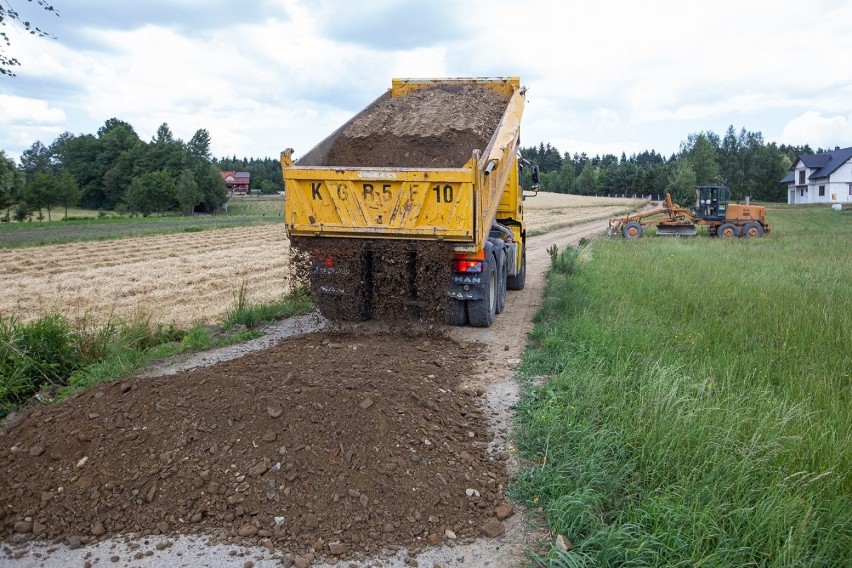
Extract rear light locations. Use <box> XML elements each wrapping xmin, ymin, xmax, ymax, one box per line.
<box><xmin>311</xmin><ymin>253</ymin><xmax>335</xmax><ymax>268</ymax></box>
<box><xmin>453</xmin><ymin>259</ymin><xmax>482</xmax><ymax>273</ymax></box>
<box><xmin>452</xmin><ymin>250</ymin><xmax>485</xmax><ymax>273</ymax></box>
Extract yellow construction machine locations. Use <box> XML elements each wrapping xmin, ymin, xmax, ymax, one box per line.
<box><xmin>609</xmin><ymin>186</ymin><xmax>770</xmax><ymax>238</ymax></box>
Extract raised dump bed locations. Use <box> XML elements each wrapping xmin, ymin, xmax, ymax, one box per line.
<box><xmin>281</xmin><ymin>77</ymin><xmax>525</xmax><ymax>251</ymax></box>
<box><xmin>280</xmin><ymin>78</ymin><xmax>532</xmax><ymax>327</ymax></box>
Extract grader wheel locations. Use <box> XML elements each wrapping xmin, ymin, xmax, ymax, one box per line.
<box><xmin>741</xmin><ymin>222</ymin><xmax>764</xmax><ymax>238</ymax></box>
<box><xmin>717</xmin><ymin>223</ymin><xmax>739</xmax><ymax>238</ymax></box>
<box><xmin>622</xmin><ymin>222</ymin><xmax>644</xmax><ymax>239</ymax></box>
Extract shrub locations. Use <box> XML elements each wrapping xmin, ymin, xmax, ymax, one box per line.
<box><xmin>0</xmin><ymin>315</ymin><xmax>81</xmax><ymax>415</ymax></box>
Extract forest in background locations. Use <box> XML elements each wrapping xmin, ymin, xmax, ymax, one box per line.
<box><xmin>1</xmin><ymin>119</ymin><xmax>230</xmax><ymax>220</ymax></box>
<box><xmin>520</xmin><ymin>126</ymin><xmax>819</xmax><ymax>205</ymax></box>
<box><xmin>0</xmin><ymin>121</ymin><xmax>824</xmax><ymax>223</ymax></box>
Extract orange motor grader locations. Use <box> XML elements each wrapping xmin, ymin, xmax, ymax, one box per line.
<box><xmin>609</xmin><ymin>186</ymin><xmax>770</xmax><ymax>239</ymax></box>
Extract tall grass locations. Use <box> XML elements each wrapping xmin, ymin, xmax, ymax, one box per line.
<box><xmin>0</xmin><ymin>315</ymin><xmax>80</xmax><ymax>409</ymax></box>
<box><xmin>1</xmin><ymin>286</ymin><xmax>314</xmax><ymax>417</ymax></box>
<box><xmin>224</xmin><ymin>283</ymin><xmax>312</xmax><ymax>329</ymax></box>
<box><xmin>513</xmin><ymin>207</ymin><xmax>851</xmax><ymax>566</ymax></box>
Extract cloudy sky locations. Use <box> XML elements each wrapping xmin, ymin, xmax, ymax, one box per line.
<box><xmin>2</xmin><ymin>0</ymin><xmax>851</xmax><ymax>163</ymax></box>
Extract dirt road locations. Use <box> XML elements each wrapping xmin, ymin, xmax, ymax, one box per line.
<box><xmin>0</xmin><ymin>218</ymin><xmax>608</xmax><ymax>568</ymax></box>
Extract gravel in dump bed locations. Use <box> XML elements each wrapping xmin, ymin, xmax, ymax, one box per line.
<box><xmin>325</xmin><ymin>85</ymin><xmax>509</xmax><ymax>168</ymax></box>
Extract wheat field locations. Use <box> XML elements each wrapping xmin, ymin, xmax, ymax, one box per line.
<box><xmin>1</xmin><ymin>225</ymin><xmax>294</xmax><ymax>328</ymax></box>
<box><xmin>0</xmin><ymin>193</ymin><xmax>645</xmax><ymax>328</ymax></box>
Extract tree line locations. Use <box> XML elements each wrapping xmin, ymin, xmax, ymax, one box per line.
<box><xmin>0</xmin><ymin>122</ymin><xmax>824</xmax><ymax>223</ymax></box>
<box><xmin>521</xmin><ymin>125</ymin><xmax>817</xmax><ymax>205</ymax></box>
<box><xmin>0</xmin><ymin>119</ymin><xmax>229</xmax><ymax>221</ymax></box>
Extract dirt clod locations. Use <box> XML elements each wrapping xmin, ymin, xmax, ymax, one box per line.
<box><xmin>266</xmin><ymin>403</ymin><xmax>284</xmax><ymax>418</ymax></box>
<box><xmin>13</xmin><ymin>521</ymin><xmax>32</xmax><ymax>534</ymax></box>
<box><xmin>480</xmin><ymin>520</ymin><xmax>505</xmax><ymax>538</ymax></box>
<box><xmin>495</xmin><ymin>503</ymin><xmax>514</xmax><ymax>520</ymax></box>
<box><xmin>555</xmin><ymin>534</ymin><xmax>573</xmax><ymax>551</ymax></box>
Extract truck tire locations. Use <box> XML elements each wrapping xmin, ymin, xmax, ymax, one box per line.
<box><xmin>717</xmin><ymin>223</ymin><xmax>739</xmax><ymax>238</ymax></box>
<box><xmin>741</xmin><ymin>222</ymin><xmax>764</xmax><ymax>238</ymax></box>
<box><xmin>507</xmin><ymin>247</ymin><xmax>526</xmax><ymax>290</ymax></box>
<box><xmin>444</xmin><ymin>298</ymin><xmax>468</xmax><ymax>326</ymax></box>
<box><xmin>623</xmin><ymin>222</ymin><xmax>643</xmax><ymax>239</ymax></box>
<box><xmin>496</xmin><ymin>250</ymin><xmax>507</xmax><ymax>314</ymax></box>
<box><xmin>468</xmin><ymin>253</ymin><xmax>497</xmax><ymax>327</ymax></box>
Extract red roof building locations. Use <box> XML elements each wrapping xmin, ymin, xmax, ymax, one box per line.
<box><xmin>221</xmin><ymin>171</ymin><xmax>251</xmax><ymax>194</ymax></box>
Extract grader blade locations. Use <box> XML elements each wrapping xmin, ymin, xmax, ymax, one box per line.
<box><xmin>656</xmin><ymin>224</ymin><xmax>697</xmax><ymax>237</ymax></box>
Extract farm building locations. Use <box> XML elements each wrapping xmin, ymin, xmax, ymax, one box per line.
<box><xmin>780</xmin><ymin>146</ymin><xmax>852</xmax><ymax>204</ymax></box>
<box><xmin>221</xmin><ymin>171</ymin><xmax>251</xmax><ymax>195</ymax></box>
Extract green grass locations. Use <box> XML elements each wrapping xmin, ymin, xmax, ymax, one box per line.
<box><xmin>0</xmin><ymin>208</ymin><xmax>282</xmax><ymax>248</ymax></box>
<box><xmin>512</xmin><ymin>207</ymin><xmax>852</xmax><ymax>566</ymax></box>
<box><xmin>224</xmin><ymin>283</ymin><xmax>313</xmax><ymax>329</ymax></box>
<box><xmin>0</xmin><ymin>289</ymin><xmax>314</xmax><ymax>417</ymax></box>
<box><xmin>223</xmin><ymin>195</ymin><xmax>284</xmax><ymax>216</ymax></box>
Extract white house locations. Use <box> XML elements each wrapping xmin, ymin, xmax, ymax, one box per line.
<box><xmin>781</xmin><ymin>146</ymin><xmax>852</xmax><ymax>204</ymax></box>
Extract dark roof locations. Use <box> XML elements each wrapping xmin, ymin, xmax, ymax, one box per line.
<box><xmin>779</xmin><ymin>172</ymin><xmax>794</xmax><ymax>184</ymax></box>
<box><xmin>794</xmin><ymin>146</ymin><xmax>852</xmax><ymax>180</ymax></box>
<box><xmin>235</xmin><ymin>172</ymin><xmax>251</xmax><ymax>179</ymax></box>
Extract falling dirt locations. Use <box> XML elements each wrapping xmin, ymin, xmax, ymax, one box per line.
<box><xmin>292</xmin><ymin>237</ymin><xmax>452</xmax><ymax>324</ymax></box>
<box><xmin>325</xmin><ymin>85</ymin><xmax>509</xmax><ymax>168</ymax></box>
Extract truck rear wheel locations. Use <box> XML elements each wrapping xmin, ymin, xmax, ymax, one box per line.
<box><xmin>468</xmin><ymin>253</ymin><xmax>497</xmax><ymax>327</ymax></box>
<box><xmin>507</xmin><ymin>247</ymin><xmax>526</xmax><ymax>290</ymax></box>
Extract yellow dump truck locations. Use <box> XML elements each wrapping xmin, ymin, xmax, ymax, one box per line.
<box><xmin>280</xmin><ymin>77</ymin><xmax>537</xmax><ymax>327</ymax></box>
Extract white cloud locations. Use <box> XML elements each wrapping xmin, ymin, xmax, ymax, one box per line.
<box><xmin>0</xmin><ymin>95</ymin><xmax>66</xmax><ymax>124</ymax></box>
<box><xmin>780</xmin><ymin>112</ymin><xmax>852</xmax><ymax>149</ymax></box>
<box><xmin>0</xmin><ymin>95</ymin><xmax>67</xmax><ymax>159</ymax></box>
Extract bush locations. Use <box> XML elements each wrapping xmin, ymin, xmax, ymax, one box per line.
<box><xmin>1</xmin><ymin>315</ymin><xmax>81</xmax><ymax>415</ymax></box>
<box><xmin>13</xmin><ymin>205</ymin><xmax>30</xmax><ymax>222</ymax></box>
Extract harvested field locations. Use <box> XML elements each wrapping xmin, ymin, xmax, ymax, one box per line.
<box><xmin>525</xmin><ymin>192</ymin><xmax>647</xmax><ymax>234</ymax></box>
<box><xmin>524</xmin><ymin>193</ymin><xmax>647</xmax><ymax>209</ymax></box>
<box><xmin>0</xmin><ymin>194</ymin><xmax>643</xmax><ymax>328</ymax></box>
<box><xmin>0</xmin><ymin>225</ymin><xmax>293</xmax><ymax>328</ymax></box>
